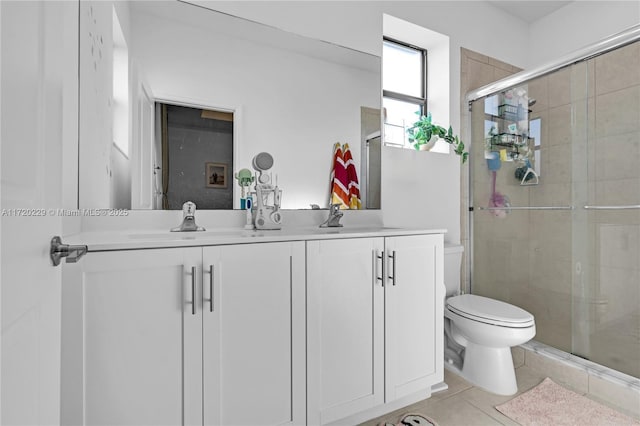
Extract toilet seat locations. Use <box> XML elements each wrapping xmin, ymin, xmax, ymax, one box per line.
<box><xmin>447</xmin><ymin>294</ymin><xmax>534</xmax><ymax>328</ymax></box>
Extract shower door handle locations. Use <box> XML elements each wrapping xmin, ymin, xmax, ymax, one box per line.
<box><xmin>583</xmin><ymin>204</ymin><xmax>640</xmax><ymax>210</ymax></box>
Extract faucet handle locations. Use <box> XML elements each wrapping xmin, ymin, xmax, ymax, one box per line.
<box><xmin>171</xmin><ymin>201</ymin><xmax>205</xmax><ymax>232</ymax></box>
<box><xmin>320</xmin><ymin>203</ymin><xmax>345</xmax><ymax>228</ymax></box>
<box><xmin>182</xmin><ymin>201</ymin><xmax>196</xmax><ymax>217</ymax></box>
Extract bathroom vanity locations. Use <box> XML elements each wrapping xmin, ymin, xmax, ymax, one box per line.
<box><xmin>61</xmin><ymin>227</ymin><xmax>444</xmax><ymax>425</ymax></box>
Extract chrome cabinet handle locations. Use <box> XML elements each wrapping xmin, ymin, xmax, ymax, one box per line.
<box><xmin>206</xmin><ymin>265</ymin><xmax>214</xmax><ymax>312</ymax></box>
<box><xmin>388</xmin><ymin>251</ymin><xmax>396</xmax><ymax>286</ymax></box>
<box><xmin>376</xmin><ymin>250</ymin><xmax>384</xmax><ymax>287</ymax></box>
<box><xmin>190</xmin><ymin>266</ymin><xmax>196</xmax><ymax>315</ymax></box>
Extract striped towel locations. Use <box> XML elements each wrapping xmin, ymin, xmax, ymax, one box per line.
<box><xmin>343</xmin><ymin>143</ymin><xmax>361</xmax><ymax>209</ymax></box>
<box><xmin>329</xmin><ymin>143</ymin><xmax>349</xmax><ymax>208</ymax></box>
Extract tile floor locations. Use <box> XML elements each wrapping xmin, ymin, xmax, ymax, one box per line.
<box><xmin>361</xmin><ymin>366</ymin><xmax>638</xmax><ymax>426</ymax></box>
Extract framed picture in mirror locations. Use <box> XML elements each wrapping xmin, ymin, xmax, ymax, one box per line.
<box><xmin>206</xmin><ymin>162</ymin><xmax>228</xmax><ymax>188</ymax></box>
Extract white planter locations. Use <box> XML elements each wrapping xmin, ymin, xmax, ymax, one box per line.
<box><xmin>418</xmin><ymin>135</ymin><xmax>439</xmax><ymax>151</ymax></box>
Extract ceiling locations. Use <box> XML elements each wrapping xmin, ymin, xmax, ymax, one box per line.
<box><xmin>487</xmin><ymin>1</ymin><xmax>574</xmax><ymax>23</ymax></box>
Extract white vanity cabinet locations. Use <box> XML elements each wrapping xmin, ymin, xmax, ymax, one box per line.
<box><xmin>202</xmin><ymin>243</ymin><xmax>306</xmax><ymax>426</ymax></box>
<box><xmin>69</xmin><ymin>247</ymin><xmax>202</xmax><ymax>426</ymax></box>
<box><xmin>384</xmin><ymin>234</ymin><xmax>444</xmax><ymax>402</ymax></box>
<box><xmin>306</xmin><ymin>237</ymin><xmax>385</xmax><ymax>424</ymax></box>
<box><xmin>62</xmin><ymin>228</ymin><xmax>444</xmax><ymax>426</ymax></box>
<box><xmin>65</xmin><ymin>241</ymin><xmax>305</xmax><ymax>426</ymax></box>
<box><xmin>306</xmin><ymin>234</ymin><xmax>444</xmax><ymax>425</ymax></box>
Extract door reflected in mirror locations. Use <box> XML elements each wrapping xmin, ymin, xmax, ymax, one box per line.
<box><xmin>159</xmin><ymin>103</ymin><xmax>234</xmax><ymax>210</ymax></box>
<box><xmin>78</xmin><ymin>1</ymin><xmax>382</xmax><ymax>210</ymax></box>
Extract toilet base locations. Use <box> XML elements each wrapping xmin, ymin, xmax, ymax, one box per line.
<box><xmin>461</xmin><ymin>343</ymin><xmax>517</xmax><ymax>395</ymax></box>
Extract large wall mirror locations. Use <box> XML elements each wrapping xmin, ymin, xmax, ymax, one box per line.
<box><xmin>78</xmin><ymin>0</ymin><xmax>382</xmax><ymax>210</ymax></box>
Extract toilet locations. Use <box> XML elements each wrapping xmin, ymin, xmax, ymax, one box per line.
<box><xmin>443</xmin><ymin>245</ymin><xmax>535</xmax><ymax>396</ymax></box>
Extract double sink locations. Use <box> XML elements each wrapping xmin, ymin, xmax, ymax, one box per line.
<box><xmin>128</xmin><ymin>226</ymin><xmax>400</xmax><ymax>241</ymax></box>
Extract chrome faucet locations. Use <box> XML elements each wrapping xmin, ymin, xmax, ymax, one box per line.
<box><xmin>171</xmin><ymin>201</ymin><xmax>206</xmax><ymax>232</ymax></box>
<box><xmin>320</xmin><ymin>203</ymin><xmax>344</xmax><ymax>228</ymax></box>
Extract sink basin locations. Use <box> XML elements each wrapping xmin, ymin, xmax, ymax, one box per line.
<box><xmin>126</xmin><ymin>226</ymin><xmax>403</xmax><ymax>241</ymax></box>
<box><xmin>128</xmin><ymin>230</ymin><xmax>249</xmax><ymax>240</ymax></box>
<box><xmin>310</xmin><ymin>226</ymin><xmax>400</xmax><ymax>235</ymax></box>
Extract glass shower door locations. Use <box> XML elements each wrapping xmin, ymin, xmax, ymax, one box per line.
<box><xmin>574</xmin><ymin>41</ymin><xmax>640</xmax><ymax>378</ymax></box>
<box><xmin>470</xmin><ymin>70</ymin><xmax>577</xmax><ymax>355</ymax></box>
<box><xmin>470</xmin><ymin>41</ymin><xmax>640</xmax><ymax>379</ymax></box>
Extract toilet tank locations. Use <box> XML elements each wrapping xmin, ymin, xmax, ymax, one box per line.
<box><xmin>444</xmin><ymin>244</ymin><xmax>464</xmax><ymax>296</ymax></box>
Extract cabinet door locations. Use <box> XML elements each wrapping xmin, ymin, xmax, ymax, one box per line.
<box><xmin>76</xmin><ymin>247</ymin><xmax>203</xmax><ymax>426</ymax></box>
<box><xmin>202</xmin><ymin>242</ymin><xmax>306</xmax><ymax>426</ymax></box>
<box><xmin>307</xmin><ymin>238</ymin><xmax>385</xmax><ymax>425</ymax></box>
<box><xmin>385</xmin><ymin>234</ymin><xmax>444</xmax><ymax>401</ymax></box>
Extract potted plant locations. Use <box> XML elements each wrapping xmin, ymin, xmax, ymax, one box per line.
<box><xmin>406</xmin><ymin>112</ymin><xmax>469</xmax><ymax>163</ymax></box>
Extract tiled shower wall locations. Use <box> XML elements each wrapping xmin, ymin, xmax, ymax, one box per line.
<box><xmin>464</xmin><ymin>42</ymin><xmax>640</xmax><ymax>378</ymax></box>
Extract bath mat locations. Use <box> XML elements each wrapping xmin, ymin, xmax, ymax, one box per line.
<box><xmin>381</xmin><ymin>413</ymin><xmax>438</xmax><ymax>426</ymax></box>
<box><xmin>495</xmin><ymin>377</ymin><xmax>639</xmax><ymax>425</ymax></box>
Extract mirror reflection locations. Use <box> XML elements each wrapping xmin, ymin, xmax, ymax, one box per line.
<box><xmin>78</xmin><ymin>1</ymin><xmax>382</xmax><ymax>210</ymax></box>
<box><xmin>161</xmin><ymin>103</ymin><xmax>234</xmax><ymax>210</ymax></box>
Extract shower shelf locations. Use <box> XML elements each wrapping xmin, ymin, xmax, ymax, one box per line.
<box><xmin>484</xmin><ymin>134</ymin><xmax>534</xmax><ymax>163</ymax></box>
<box><xmin>498</xmin><ymin>104</ymin><xmax>525</xmax><ymax>121</ymax></box>
<box><xmin>488</xmin><ymin>107</ymin><xmax>532</xmax><ymax>122</ymax></box>
<box><xmin>486</xmin><ymin>133</ymin><xmax>530</xmax><ymax>146</ymax></box>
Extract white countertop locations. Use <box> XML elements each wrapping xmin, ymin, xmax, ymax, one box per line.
<box><xmin>66</xmin><ymin>226</ymin><xmax>447</xmax><ymax>251</ymax></box>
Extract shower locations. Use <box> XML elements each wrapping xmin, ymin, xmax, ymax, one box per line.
<box><xmin>466</xmin><ymin>24</ymin><xmax>640</xmax><ymax>381</ymax></box>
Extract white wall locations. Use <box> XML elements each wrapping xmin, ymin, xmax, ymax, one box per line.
<box><xmin>528</xmin><ymin>1</ymin><xmax>640</xmax><ymax>67</ymax></box>
<box><xmin>79</xmin><ymin>1</ymin><xmax>138</xmax><ymax>210</ymax></box>
<box><xmin>78</xmin><ymin>1</ymin><xmax>113</xmax><ymax>208</ymax></box>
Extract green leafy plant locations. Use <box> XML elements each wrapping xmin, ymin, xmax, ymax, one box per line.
<box><xmin>406</xmin><ymin>112</ymin><xmax>469</xmax><ymax>163</ymax></box>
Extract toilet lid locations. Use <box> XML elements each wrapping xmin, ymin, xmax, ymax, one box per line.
<box><xmin>447</xmin><ymin>294</ymin><xmax>534</xmax><ymax>327</ymax></box>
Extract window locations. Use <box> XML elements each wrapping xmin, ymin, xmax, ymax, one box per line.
<box><xmin>382</xmin><ymin>38</ymin><xmax>427</xmax><ymax>148</ymax></box>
